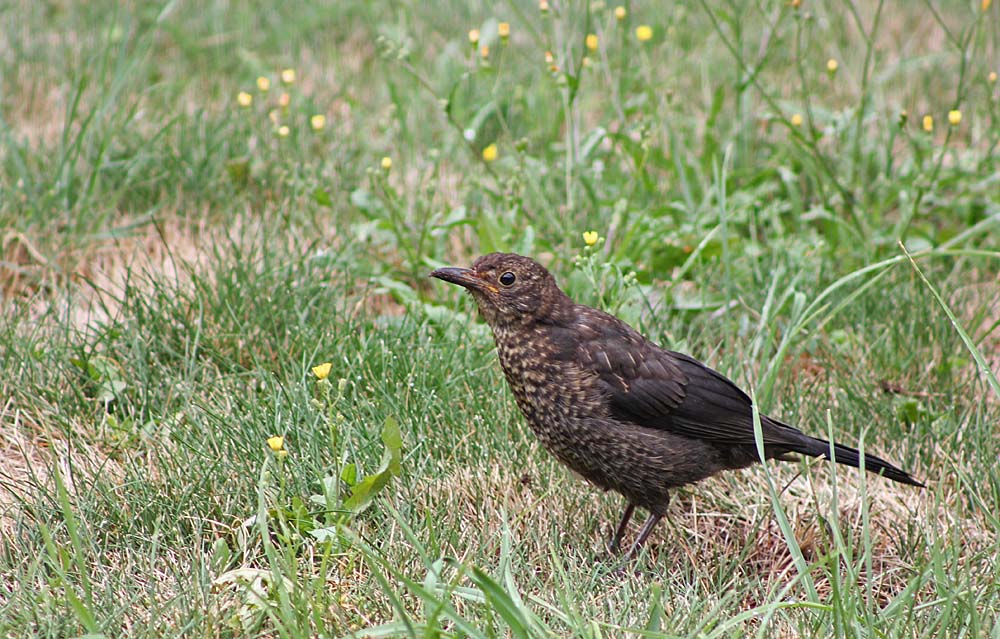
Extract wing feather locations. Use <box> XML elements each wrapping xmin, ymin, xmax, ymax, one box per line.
<box><xmin>578</xmin><ymin>325</ymin><xmax>802</xmax><ymax>447</ymax></box>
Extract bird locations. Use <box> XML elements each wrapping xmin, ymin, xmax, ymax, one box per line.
<box><xmin>430</xmin><ymin>252</ymin><xmax>924</xmax><ymax>557</ymax></box>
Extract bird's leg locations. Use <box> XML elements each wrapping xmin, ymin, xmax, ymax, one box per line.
<box><xmin>625</xmin><ymin>513</ymin><xmax>664</xmax><ymax>558</ymax></box>
<box><xmin>608</xmin><ymin>502</ymin><xmax>635</xmax><ymax>553</ymax></box>
<box><xmin>627</xmin><ymin>493</ymin><xmax>671</xmax><ymax>558</ymax></box>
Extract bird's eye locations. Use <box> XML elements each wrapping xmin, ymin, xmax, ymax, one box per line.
<box><xmin>499</xmin><ymin>271</ymin><xmax>516</xmax><ymax>286</ymax></box>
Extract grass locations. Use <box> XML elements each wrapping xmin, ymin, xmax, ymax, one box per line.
<box><xmin>1</xmin><ymin>0</ymin><xmax>999</xmax><ymax>636</ymax></box>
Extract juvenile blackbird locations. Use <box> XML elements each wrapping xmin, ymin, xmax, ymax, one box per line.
<box><xmin>431</xmin><ymin>253</ymin><xmax>923</xmax><ymax>556</ymax></box>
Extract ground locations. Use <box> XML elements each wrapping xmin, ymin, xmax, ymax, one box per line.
<box><xmin>1</xmin><ymin>1</ymin><xmax>998</xmax><ymax>637</ymax></box>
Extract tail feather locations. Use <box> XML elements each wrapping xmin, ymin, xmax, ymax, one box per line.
<box><xmin>796</xmin><ymin>436</ymin><xmax>925</xmax><ymax>487</ymax></box>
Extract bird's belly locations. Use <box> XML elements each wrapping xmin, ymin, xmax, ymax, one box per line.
<box><xmin>514</xmin><ymin>395</ymin><xmax>724</xmax><ymax>512</ymax></box>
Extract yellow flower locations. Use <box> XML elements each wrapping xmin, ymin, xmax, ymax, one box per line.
<box><xmin>312</xmin><ymin>362</ymin><xmax>333</xmax><ymax>379</ymax></box>
<box><xmin>237</xmin><ymin>91</ymin><xmax>253</xmax><ymax>107</ymax></box>
<box><xmin>790</xmin><ymin>113</ymin><xmax>803</xmax><ymax>127</ymax></box>
<box><xmin>791</xmin><ymin>0</ymin><xmax>801</xmax><ymax>7</ymax></box>
<box><xmin>380</xmin><ymin>156</ymin><xmax>392</xmax><ymax>170</ymax></box>
<box><xmin>498</xmin><ymin>22</ymin><xmax>510</xmax><ymax>39</ymax></box>
<box><xmin>983</xmin><ymin>0</ymin><xmax>992</xmax><ymax>10</ymax></box>
<box><xmin>279</xmin><ymin>92</ymin><xmax>291</xmax><ymax>107</ymax></box>
<box><xmin>948</xmin><ymin>109</ymin><xmax>962</xmax><ymax>126</ymax></box>
<box><xmin>310</xmin><ymin>114</ymin><xmax>326</xmax><ymax>130</ymax></box>
<box><xmin>586</xmin><ymin>34</ymin><xmax>599</xmax><ymax>51</ymax></box>
<box><xmin>267</xmin><ymin>436</ymin><xmax>284</xmax><ymax>452</ymax></box>
<box><xmin>277</xmin><ymin>125</ymin><xmax>290</xmax><ymax>137</ymax></box>
<box><xmin>636</xmin><ymin>25</ymin><xmax>653</xmax><ymax>42</ymax></box>
<box><xmin>583</xmin><ymin>231</ymin><xmax>599</xmax><ymax>246</ymax></box>
<box><xmin>539</xmin><ymin>0</ymin><xmax>549</xmax><ymax>12</ymax></box>
<box><xmin>922</xmin><ymin>115</ymin><xmax>933</xmax><ymax>132</ymax></box>
<box><xmin>989</xmin><ymin>71</ymin><xmax>997</xmax><ymax>84</ymax></box>
<box><xmin>268</xmin><ymin>109</ymin><xmax>279</xmax><ymax>124</ymax></box>
<box><xmin>614</xmin><ymin>6</ymin><xmax>626</xmax><ymax>20</ymax></box>
<box><xmin>280</xmin><ymin>68</ymin><xmax>296</xmax><ymax>84</ymax></box>
<box><xmin>582</xmin><ymin>56</ymin><xmax>592</xmax><ymax>68</ymax></box>
<box><xmin>480</xmin><ymin>45</ymin><xmax>490</xmax><ymax>59</ymax></box>
<box><xmin>826</xmin><ymin>58</ymin><xmax>838</xmax><ymax>73</ymax></box>
<box><xmin>482</xmin><ymin>143</ymin><xmax>498</xmax><ymax>162</ymax></box>
<box><xmin>256</xmin><ymin>76</ymin><xmax>270</xmax><ymax>92</ymax></box>
<box><xmin>468</xmin><ymin>29</ymin><xmax>480</xmax><ymax>46</ymax></box>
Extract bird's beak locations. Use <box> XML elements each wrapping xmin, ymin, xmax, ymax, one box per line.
<box><xmin>429</xmin><ymin>266</ymin><xmax>498</xmax><ymax>293</ymax></box>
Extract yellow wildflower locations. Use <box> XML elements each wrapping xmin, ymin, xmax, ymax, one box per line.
<box><xmin>267</xmin><ymin>436</ymin><xmax>284</xmax><ymax>452</ymax></box>
<box><xmin>983</xmin><ymin>0</ymin><xmax>992</xmax><ymax>10</ymax></box>
<box><xmin>539</xmin><ymin>0</ymin><xmax>549</xmax><ymax>12</ymax></box>
<box><xmin>791</xmin><ymin>0</ymin><xmax>801</xmax><ymax>7</ymax></box>
<box><xmin>468</xmin><ymin>29</ymin><xmax>480</xmax><ymax>46</ymax></box>
<box><xmin>312</xmin><ymin>362</ymin><xmax>333</xmax><ymax>379</ymax></box>
<box><xmin>277</xmin><ymin>125</ymin><xmax>290</xmax><ymax>137</ymax></box>
<box><xmin>237</xmin><ymin>91</ymin><xmax>253</xmax><ymax>107</ymax></box>
<box><xmin>586</xmin><ymin>34</ymin><xmax>599</xmax><ymax>51</ymax></box>
<box><xmin>310</xmin><ymin>114</ymin><xmax>326</xmax><ymax>130</ymax></box>
<box><xmin>583</xmin><ymin>231</ymin><xmax>599</xmax><ymax>246</ymax></box>
<box><xmin>948</xmin><ymin>110</ymin><xmax>962</xmax><ymax>126</ymax></box>
<box><xmin>790</xmin><ymin>113</ymin><xmax>803</xmax><ymax>127</ymax></box>
<box><xmin>279</xmin><ymin>92</ymin><xmax>290</xmax><ymax>107</ymax></box>
<box><xmin>381</xmin><ymin>156</ymin><xmax>392</xmax><ymax>170</ymax></box>
<box><xmin>498</xmin><ymin>22</ymin><xmax>510</xmax><ymax>40</ymax></box>
<box><xmin>482</xmin><ymin>143</ymin><xmax>498</xmax><ymax>162</ymax></box>
<box><xmin>480</xmin><ymin>45</ymin><xmax>490</xmax><ymax>59</ymax></box>
<box><xmin>268</xmin><ymin>109</ymin><xmax>279</xmax><ymax>124</ymax></box>
<box><xmin>826</xmin><ymin>58</ymin><xmax>838</xmax><ymax>73</ymax></box>
<box><xmin>614</xmin><ymin>6</ymin><xmax>626</xmax><ymax>20</ymax></box>
<box><xmin>256</xmin><ymin>76</ymin><xmax>270</xmax><ymax>92</ymax></box>
<box><xmin>636</xmin><ymin>25</ymin><xmax>653</xmax><ymax>42</ymax></box>
<box><xmin>989</xmin><ymin>71</ymin><xmax>997</xmax><ymax>84</ymax></box>
<box><xmin>280</xmin><ymin>68</ymin><xmax>296</xmax><ymax>84</ymax></box>
<box><xmin>922</xmin><ymin>115</ymin><xmax>933</xmax><ymax>132</ymax></box>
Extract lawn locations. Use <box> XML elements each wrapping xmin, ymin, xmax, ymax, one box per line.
<box><xmin>1</xmin><ymin>0</ymin><xmax>999</xmax><ymax>636</ymax></box>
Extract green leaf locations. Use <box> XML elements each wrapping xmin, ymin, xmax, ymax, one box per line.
<box><xmin>340</xmin><ymin>463</ymin><xmax>357</xmax><ymax>487</ymax></box>
<box><xmin>313</xmin><ymin>187</ymin><xmax>333</xmax><ymax>207</ymax></box>
<box><xmin>341</xmin><ymin>468</ymin><xmax>394</xmax><ymax>514</ymax></box>
<box><xmin>225</xmin><ymin>158</ymin><xmax>249</xmax><ymax>187</ymax></box>
<box><xmin>381</xmin><ymin>416</ymin><xmax>402</xmax><ymax>475</ymax></box>
<box><xmin>341</xmin><ymin>417</ymin><xmax>403</xmax><ymax>514</ymax></box>
<box><xmin>309</xmin><ymin>526</ymin><xmax>337</xmax><ymax>542</ymax></box>
<box><xmin>350</xmin><ymin>188</ymin><xmax>382</xmax><ymax>215</ymax></box>
<box><xmin>95</xmin><ymin>385</ymin><xmax>116</xmax><ymax>404</ymax></box>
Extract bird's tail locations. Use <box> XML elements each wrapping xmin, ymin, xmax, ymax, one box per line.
<box><xmin>794</xmin><ymin>434</ymin><xmax>924</xmax><ymax>487</ymax></box>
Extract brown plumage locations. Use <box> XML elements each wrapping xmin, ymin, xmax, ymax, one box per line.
<box><xmin>431</xmin><ymin>252</ymin><xmax>923</xmax><ymax>555</ymax></box>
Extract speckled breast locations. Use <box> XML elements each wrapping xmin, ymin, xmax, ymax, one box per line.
<box><xmin>491</xmin><ymin>324</ymin><xmax>605</xmax><ymax>456</ymax></box>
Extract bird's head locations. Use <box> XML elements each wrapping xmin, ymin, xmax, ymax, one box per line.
<box><xmin>430</xmin><ymin>253</ymin><xmax>568</xmax><ymax>326</ymax></box>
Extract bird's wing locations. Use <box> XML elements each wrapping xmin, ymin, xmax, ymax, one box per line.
<box><xmin>573</xmin><ymin>314</ymin><xmax>801</xmax><ymax>446</ymax></box>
